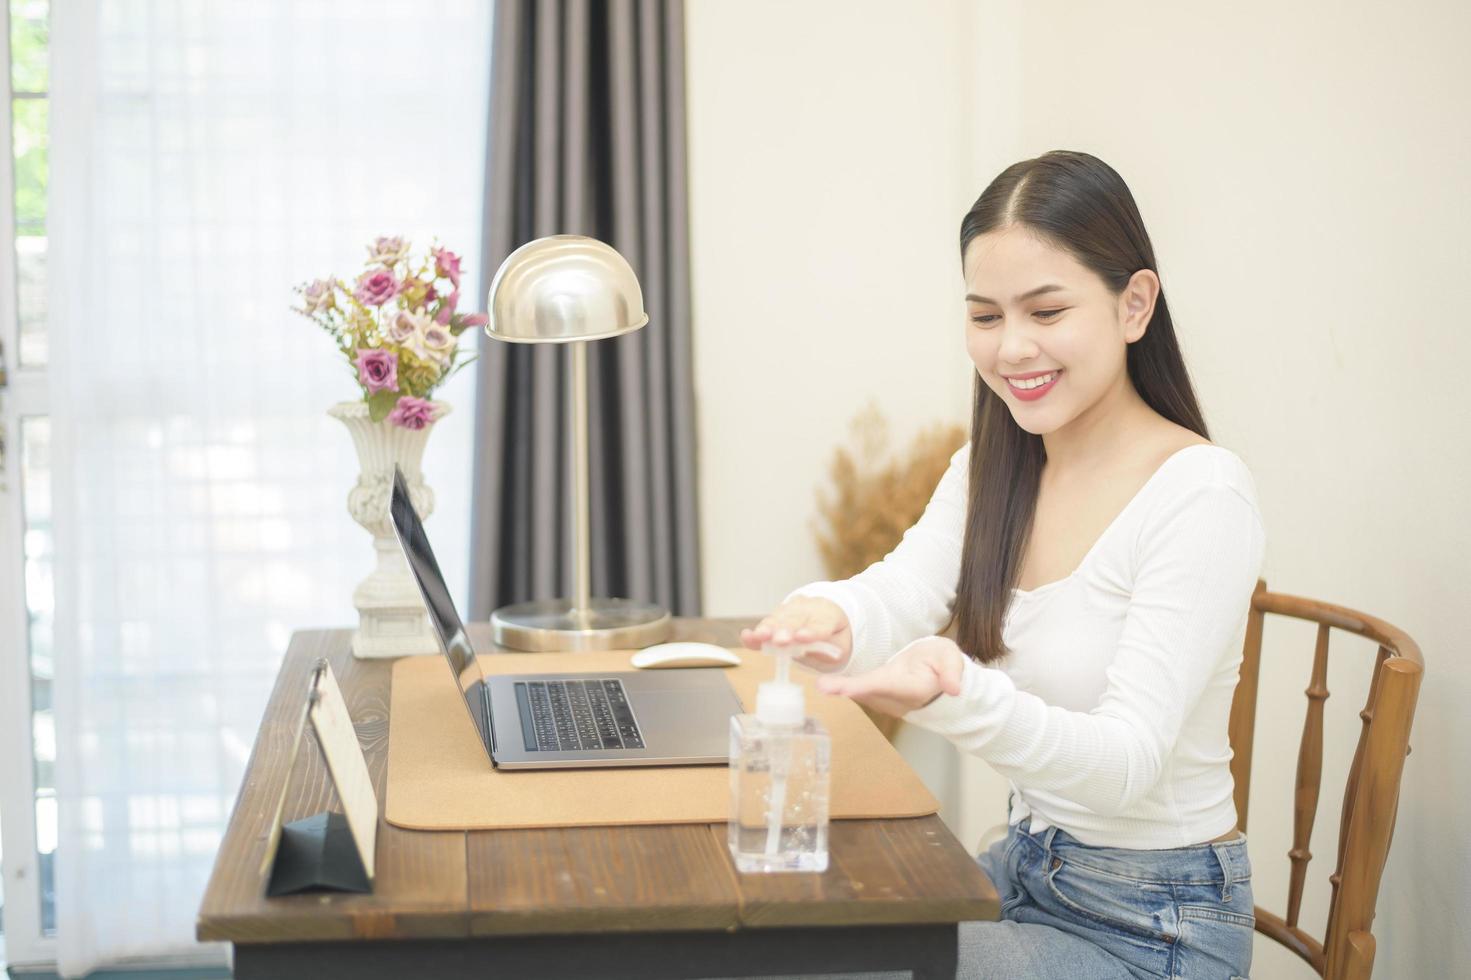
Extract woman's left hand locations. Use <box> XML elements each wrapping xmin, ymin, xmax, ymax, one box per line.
<box><xmin>814</xmin><ymin>635</ymin><xmax>968</xmax><ymax>717</ymax></box>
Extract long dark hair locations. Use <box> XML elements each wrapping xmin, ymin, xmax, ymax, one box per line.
<box><xmin>948</xmin><ymin>150</ymin><xmax>1210</xmax><ymax>664</ymax></box>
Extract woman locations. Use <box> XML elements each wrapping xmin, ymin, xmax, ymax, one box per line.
<box><xmin>742</xmin><ymin>150</ymin><xmax>1264</xmax><ymax>980</ymax></box>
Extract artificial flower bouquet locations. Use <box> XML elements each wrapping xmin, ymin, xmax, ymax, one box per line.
<box><xmin>294</xmin><ymin>236</ymin><xmax>487</xmax><ymax>428</ymax></box>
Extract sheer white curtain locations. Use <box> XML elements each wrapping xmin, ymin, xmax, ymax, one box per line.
<box><xmin>47</xmin><ymin>2</ymin><xmax>490</xmax><ymax>974</ymax></box>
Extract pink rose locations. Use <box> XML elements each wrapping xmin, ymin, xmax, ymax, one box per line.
<box><xmin>387</xmin><ymin>395</ymin><xmax>437</xmax><ymax>430</ymax></box>
<box><xmin>354</xmin><ymin>348</ymin><xmax>398</xmax><ymax>394</ymax></box>
<box><xmin>433</xmin><ymin>246</ymin><xmax>462</xmax><ymax>289</ymax></box>
<box><xmin>354</xmin><ymin>269</ymin><xmax>399</xmax><ymax>307</ymax></box>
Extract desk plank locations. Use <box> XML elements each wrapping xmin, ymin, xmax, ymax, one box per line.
<box><xmin>198</xmin><ymin>631</ymin><xmax>468</xmax><ymax>943</ymax></box>
<box><xmin>720</xmin><ymin>817</ymin><xmax>999</xmax><ymax>928</ymax></box>
<box><xmin>467</xmin><ymin>824</ymin><xmax>740</xmax><ymax>934</ymax></box>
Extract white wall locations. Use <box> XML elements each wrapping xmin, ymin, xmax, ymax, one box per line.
<box><xmin>685</xmin><ymin>0</ymin><xmax>977</xmax><ymax>617</ymax></box>
<box><xmin>686</xmin><ymin>1</ymin><xmax>1470</xmax><ymax>977</ymax></box>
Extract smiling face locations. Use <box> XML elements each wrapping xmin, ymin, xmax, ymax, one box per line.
<box><xmin>963</xmin><ymin>225</ymin><xmax>1156</xmax><ymax>441</ymax></box>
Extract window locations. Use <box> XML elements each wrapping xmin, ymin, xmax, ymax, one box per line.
<box><xmin>10</xmin><ymin>0</ymin><xmax>43</xmax><ymax>366</ymax></box>
<box><xmin>0</xmin><ymin>0</ymin><xmax>54</xmax><ymax>968</ymax></box>
<box><xmin>1</xmin><ymin>2</ymin><xmax>488</xmax><ymax>970</ymax></box>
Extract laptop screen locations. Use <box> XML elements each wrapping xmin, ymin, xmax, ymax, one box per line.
<box><xmin>388</xmin><ymin>467</ymin><xmax>494</xmax><ymax>755</ymax></box>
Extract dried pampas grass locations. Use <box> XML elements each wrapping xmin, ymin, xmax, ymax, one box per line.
<box><xmin>813</xmin><ymin>402</ymin><xmax>968</xmax><ymax>581</ymax></box>
<box><xmin>811</xmin><ymin>403</ymin><xmax>968</xmax><ymax>741</ymax></box>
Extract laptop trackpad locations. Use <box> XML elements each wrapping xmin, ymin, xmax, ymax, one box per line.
<box><xmin>630</xmin><ymin>690</ymin><xmax>740</xmax><ymax>756</ymax></box>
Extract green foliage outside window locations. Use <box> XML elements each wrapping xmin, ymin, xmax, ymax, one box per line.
<box><xmin>11</xmin><ymin>0</ymin><xmax>49</xmax><ymax>237</ymax></box>
<box><xmin>9</xmin><ymin>0</ymin><xmax>47</xmax><ymax>92</ymax></box>
<box><xmin>12</xmin><ymin>97</ymin><xmax>44</xmax><ymax>235</ymax></box>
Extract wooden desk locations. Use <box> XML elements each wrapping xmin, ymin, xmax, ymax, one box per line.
<box><xmin>197</xmin><ymin>619</ymin><xmax>998</xmax><ymax>979</ymax></box>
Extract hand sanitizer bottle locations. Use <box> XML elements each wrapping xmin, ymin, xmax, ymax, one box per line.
<box><xmin>728</xmin><ymin>641</ymin><xmax>833</xmax><ymax>873</ymax></box>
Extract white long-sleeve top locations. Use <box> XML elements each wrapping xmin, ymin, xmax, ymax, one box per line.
<box><xmin>790</xmin><ymin>442</ymin><xmax>1266</xmax><ymax>849</ymax></box>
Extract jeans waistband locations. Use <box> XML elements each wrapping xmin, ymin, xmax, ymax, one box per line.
<box><xmin>1013</xmin><ymin>818</ymin><xmax>1250</xmax><ymax>890</ymax></box>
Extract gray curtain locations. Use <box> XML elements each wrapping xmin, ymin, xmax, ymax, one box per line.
<box><xmin>468</xmin><ymin>0</ymin><xmax>701</xmax><ymax>619</ymax></box>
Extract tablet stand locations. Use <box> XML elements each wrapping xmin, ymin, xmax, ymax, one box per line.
<box><xmin>262</xmin><ymin>659</ymin><xmax>377</xmax><ymax>897</ymax></box>
<box><xmin>266</xmin><ymin>811</ymin><xmax>371</xmax><ymax>897</ymax></box>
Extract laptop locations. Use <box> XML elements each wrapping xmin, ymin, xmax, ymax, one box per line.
<box><xmin>388</xmin><ymin>466</ymin><xmax>743</xmax><ymax>770</ymax></box>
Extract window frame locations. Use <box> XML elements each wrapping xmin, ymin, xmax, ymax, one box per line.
<box><xmin>0</xmin><ymin>0</ymin><xmax>55</xmax><ymax>969</ymax></box>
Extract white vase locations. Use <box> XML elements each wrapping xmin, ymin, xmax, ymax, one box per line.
<box><xmin>328</xmin><ymin>399</ymin><xmax>451</xmax><ymax>659</ymax></box>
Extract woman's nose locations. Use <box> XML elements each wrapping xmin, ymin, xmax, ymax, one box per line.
<box><xmin>996</xmin><ymin>321</ymin><xmax>1038</xmax><ymax>364</ymax></box>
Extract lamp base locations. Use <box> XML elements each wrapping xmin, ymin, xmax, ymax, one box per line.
<box><xmin>490</xmin><ymin>597</ymin><xmax>673</xmax><ymax>652</ymax></box>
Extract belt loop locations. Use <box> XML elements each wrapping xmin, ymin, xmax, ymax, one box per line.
<box><xmin>1211</xmin><ymin>842</ymin><xmax>1234</xmax><ymax>902</ymax></box>
<box><xmin>1042</xmin><ymin>825</ymin><xmax>1060</xmax><ymax>854</ymax></box>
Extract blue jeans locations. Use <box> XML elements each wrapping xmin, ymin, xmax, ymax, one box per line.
<box><xmin>960</xmin><ymin>818</ymin><xmax>1255</xmax><ymax>979</ymax></box>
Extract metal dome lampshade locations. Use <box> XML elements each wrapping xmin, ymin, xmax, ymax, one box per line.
<box><xmin>482</xmin><ymin>234</ymin><xmax>672</xmax><ymax>651</ymax></box>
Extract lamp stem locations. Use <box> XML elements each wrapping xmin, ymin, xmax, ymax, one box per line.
<box><xmin>569</xmin><ymin>340</ymin><xmax>592</xmax><ymax>625</ymax></box>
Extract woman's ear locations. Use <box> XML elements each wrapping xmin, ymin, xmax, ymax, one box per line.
<box><xmin>1120</xmin><ymin>269</ymin><xmax>1160</xmax><ymax>344</ymax></box>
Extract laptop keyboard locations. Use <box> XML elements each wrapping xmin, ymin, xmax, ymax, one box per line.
<box><xmin>514</xmin><ymin>679</ymin><xmax>645</xmax><ymax>752</ymax></box>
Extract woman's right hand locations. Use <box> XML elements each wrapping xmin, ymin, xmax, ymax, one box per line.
<box><xmin>739</xmin><ymin>596</ymin><xmax>853</xmax><ymax>672</ymax></box>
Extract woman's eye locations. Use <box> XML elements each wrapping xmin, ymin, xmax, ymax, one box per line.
<box><xmin>969</xmin><ymin>309</ymin><xmax>1064</xmax><ymax>326</ymax></box>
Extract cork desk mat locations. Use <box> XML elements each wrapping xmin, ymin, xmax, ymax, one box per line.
<box><xmin>385</xmin><ymin>647</ymin><xmax>940</xmax><ymax>830</ymax></box>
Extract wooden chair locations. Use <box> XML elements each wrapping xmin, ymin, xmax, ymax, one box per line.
<box><xmin>1228</xmin><ymin>579</ymin><xmax>1424</xmax><ymax>980</ymax></box>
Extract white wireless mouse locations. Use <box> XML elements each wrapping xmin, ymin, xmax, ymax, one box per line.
<box><xmin>630</xmin><ymin>642</ymin><xmax>742</xmax><ymax>669</ymax></box>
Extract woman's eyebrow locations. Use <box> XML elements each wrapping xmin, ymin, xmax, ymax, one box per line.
<box><xmin>965</xmin><ymin>283</ymin><xmax>1067</xmax><ymax>304</ymax></box>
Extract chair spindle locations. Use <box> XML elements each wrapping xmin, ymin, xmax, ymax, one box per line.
<box><xmin>1287</xmin><ymin>623</ymin><xmax>1332</xmax><ymax>928</ymax></box>
<box><xmin>1326</xmin><ymin>645</ymin><xmax>1389</xmax><ymax>945</ymax></box>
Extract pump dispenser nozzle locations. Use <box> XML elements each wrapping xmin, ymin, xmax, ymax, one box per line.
<box><xmin>756</xmin><ymin>640</ymin><xmax>841</xmax><ymax>726</ymax></box>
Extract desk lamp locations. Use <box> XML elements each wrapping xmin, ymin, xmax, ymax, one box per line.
<box><xmin>482</xmin><ymin>234</ymin><xmax>672</xmax><ymax>651</ymax></box>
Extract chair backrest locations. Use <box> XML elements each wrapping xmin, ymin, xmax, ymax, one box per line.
<box><xmin>1227</xmin><ymin>579</ymin><xmax>1424</xmax><ymax>980</ymax></box>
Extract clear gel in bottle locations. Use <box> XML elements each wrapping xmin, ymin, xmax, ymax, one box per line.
<box><xmin>728</xmin><ymin>641</ymin><xmax>832</xmax><ymax>873</ymax></box>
